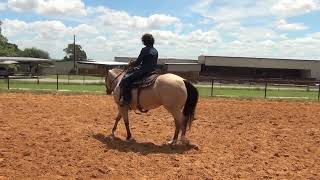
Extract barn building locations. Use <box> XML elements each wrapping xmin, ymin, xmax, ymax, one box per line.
<box><xmin>77</xmin><ymin>55</ymin><xmax>320</xmax><ymax>82</ymax></box>
<box><xmin>199</xmin><ymin>56</ymin><xmax>320</xmax><ymax>80</ymax></box>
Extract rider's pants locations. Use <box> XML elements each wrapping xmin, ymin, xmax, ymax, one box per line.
<box><xmin>119</xmin><ymin>69</ymin><xmax>146</xmax><ymax>104</ymax></box>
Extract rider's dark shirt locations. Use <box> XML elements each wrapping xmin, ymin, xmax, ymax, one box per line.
<box><xmin>133</xmin><ymin>46</ymin><xmax>158</xmax><ymax>73</ymax></box>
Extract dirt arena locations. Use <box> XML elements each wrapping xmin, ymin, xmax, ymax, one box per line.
<box><xmin>0</xmin><ymin>93</ymin><xmax>319</xmax><ymax>179</ymax></box>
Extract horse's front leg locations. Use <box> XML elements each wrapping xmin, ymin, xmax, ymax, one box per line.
<box><xmin>123</xmin><ymin>113</ymin><xmax>131</xmax><ymax>140</ymax></box>
<box><xmin>120</xmin><ymin>107</ymin><xmax>132</xmax><ymax>140</ymax></box>
<box><xmin>111</xmin><ymin>112</ymin><xmax>122</xmax><ymax>137</ymax></box>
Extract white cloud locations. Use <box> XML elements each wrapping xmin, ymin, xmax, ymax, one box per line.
<box><xmin>2</xmin><ymin>19</ymin><xmax>28</xmax><ymax>37</ymax></box>
<box><xmin>309</xmin><ymin>32</ymin><xmax>320</xmax><ymax>39</ymax></box>
<box><xmin>93</xmin><ymin>6</ymin><xmax>180</xmax><ymax>29</ymax></box>
<box><xmin>2</xmin><ymin>1</ymin><xmax>320</xmax><ymax>60</ymax></box>
<box><xmin>8</xmin><ymin>0</ymin><xmax>38</xmax><ymax>11</ymax></box>
<box><xmin>3</xmin><ymin>19</ymin><xmax>97</xmax><ymax>38</ymax></box>
<box><xmin>8</xmin><ymin>0</ymin><xmax>87</xmax><ymax>16</ymax></box>
<box><xmin>276</xmin><ymin>19</ymin><xmax>308</xmax><ymax>31</ymax></box>
<box><xmin>191</xmin><ymin>0</ymin><xmax>213</xmax><ymax>14</ymax></box>
<box><xmin>0</xmin><ymin>2</ymin><xmax>7</xmax><ymax>11</ymax></box>
<box><xmin>215</xmin><ymin>21</ymin><xmax>241</xmax><ymax>30</ymax></box>
<box><xmin>272</xmin><ymin>0</ymin><xmax>320</xmax><ymax>16</ymax></box>
<box><xmin>230</xmin><ymin>27</ymin><xmax>280</xmax><ymax>41</ymax></box>
<box><xmin>151</xmin><ymin>29</ymin><xmax>220</xmax><ymax>45</ymax></box>
<box><xmin>70</xmin><ymin>24</ymin><xmax>98</xmax><ymax>36</ymax></box>
<box><xmin>260</xmin><ymin>40</ymin><xmax>276</xmax><ymax>47</ymax></box>
<box><xmin>2</xmin><ymin>19</ymin><xmax>99</xmax><ymax>58</ymax></box>
<box><xmin>191</xmin><ymin>0</ymin><xmax>320</xmax><ymax>23</ymax></box>
<box><xmin>191</xmin><ymin>1</ymin><xmax>273</xmax><ymax>23</ymax></box>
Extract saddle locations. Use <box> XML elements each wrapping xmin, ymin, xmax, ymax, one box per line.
<box><xmin>132</xmin><ymin>72</ymin><xmax>159</xmax><ymax>88</ymax></box>
<box><xmin>132</xmin><ymin>72</ymin><xmax>159</xmax><ymax>113</ymax></box>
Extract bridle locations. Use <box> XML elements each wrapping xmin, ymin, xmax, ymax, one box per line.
<box><xmin>106</xmin><ymin>69</ymin><xmax>127</xmax><ymax>94</ymax></box>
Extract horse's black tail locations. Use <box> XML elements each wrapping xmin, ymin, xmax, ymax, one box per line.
<box><xmin>183</xmin><ymin>80</ymin><xmax>199</xmax><ymax>130</ymax></box>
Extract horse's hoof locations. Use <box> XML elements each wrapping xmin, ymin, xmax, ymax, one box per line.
<box><xmin>181</xmin><ymin>139</ymin><xmax>190</xmax><ymax>145</ymax></box>
<box><xmin>110</xmin><ymin>131</ymin><xmax>116</xmax><ymax>137</ymax></box>
<box><xmin>167</xmin><ymin>140</ymin><xmax>177</xmax><ymax>145</ymax></box>
<box><xmin>180</xmin><ymin>136</ymin><xmax>190</xmax><ymax>145</ymax></box>
<box><xmin>126</xmin><ymin>138</ymin><xmax>135</xmax><ymax>142</ymax></box>
<box><xmin>180</xmin><ymin>137</ymin><xmax>190</xmax><ymax>145</ymax></box>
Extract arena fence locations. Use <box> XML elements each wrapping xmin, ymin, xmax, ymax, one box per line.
<box><xmin>198</xmin><ymin>77</ymin><xmax>320</xmax><ymax>100</ymax></box>
<box><xmin>0</xmin><ymin>74</ymin><xmax>319</xmax><ymax>101</ymax></box>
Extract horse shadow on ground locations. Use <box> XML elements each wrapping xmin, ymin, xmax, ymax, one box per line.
<box><xmin>93</xmin><ymin>133</ymin><xmax>198</xmax><ymax>155</ymax></box>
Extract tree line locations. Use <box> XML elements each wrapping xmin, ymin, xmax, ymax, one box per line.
<box><xmin>0</xmin><ymin>21</ymin><xmax>87</xmax><ymax>61</ymax></box>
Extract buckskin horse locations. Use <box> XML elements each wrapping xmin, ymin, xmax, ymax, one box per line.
<box><xmin>105</xmin><ymin>68</ymin><xmax>198</xmax><ymax>145</ymax></box>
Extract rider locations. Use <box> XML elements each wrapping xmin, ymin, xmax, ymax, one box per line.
<box><xmin>119</xmin><ymin>33</ymin><xmax>158</xmax><ymax>106</ymax></box>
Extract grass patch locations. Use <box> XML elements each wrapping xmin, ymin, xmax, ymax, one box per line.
<box><xmin>1</xmin><ymin>79</ymin><xmax>319</xmax><ymax>100</ymax></box>
<box><xmin>0</xmin><ymin>80</ymin><xmax>106</xmax><ymax>92</ymax></box>
<box><xmin>41</xmin><ymin>75</ymin><xmax>104</xmax><ymax>80</ymax></box>
<box><xmin>196</xmin><ymin>86</ymin><xmax>319</xmax><ymax>99</ymax></box>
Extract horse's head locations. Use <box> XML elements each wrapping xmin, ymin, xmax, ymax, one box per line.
<box><xmin>105</xmin><ymin>68</ymin><xmax>124</xmax><ymax>95</ymax></box>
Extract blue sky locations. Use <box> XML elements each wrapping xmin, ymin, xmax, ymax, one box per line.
<box><xmin>0</xmin><ymin>0</ymin><xmax>320</xmax><ymax>60</ymax></box>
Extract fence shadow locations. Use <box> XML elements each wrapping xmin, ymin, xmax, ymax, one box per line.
<box><xmin>92</xmin><ymin>133</ymin><xmax>198</xmax><ymax>155</ymax></box>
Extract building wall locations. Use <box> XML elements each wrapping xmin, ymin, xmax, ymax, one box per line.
<box><xmin>166</xmin><ymin>64</ymin><xmax>201</xmax><ymax>72</ymax></box>
<box><xmin>53</xmin><ymin>61</ymin><xmax>74</xmax><ymax>74</ymax></box>
<box><xmin>114</xmin><ymin>57</ymin><xmax>197</xmax><ymax>65</ymax></box>
<box><xmin>200</xmin><ymin>56</ymin><xmax>320</xmax><ymax>80</ymax></box>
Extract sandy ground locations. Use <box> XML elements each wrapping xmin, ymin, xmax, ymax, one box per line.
<box><xmin>0</xmin><ymin>93</ymin><xmax>319</xmax><ymax>179</ymax></box>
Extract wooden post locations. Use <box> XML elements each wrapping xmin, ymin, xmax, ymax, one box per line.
<box><xmin>73</xmin><ymin>35</ymin><xmax>76</xmax><ymax>71</ymax></box>
<box><xmin>7</xmin><ymin>76</ymin><xmax>9</xmax><ymax>90</ymax></box>
<box><xmin>56</xmin><ymin>74</ymin><xmax>59</xmax><ymax>91</ymax></box>
<box><xmin>264</xmin><ymin>82</ymin><xmax>268</xmax><ymax>99</ymax></box>
<box><xmin>211</xmin><ymin>80</ymin><xmax>214</xmax><ymax>97</ymax></box>
<box><xmin>318</xmin><ymin>83</ymin><xmax>320</xmax><ymax>101</ymax></box>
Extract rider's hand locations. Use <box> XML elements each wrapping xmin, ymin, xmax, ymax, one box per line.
<box><xmin>128</xmin><ymin>60</ymin><xmax>135</xmax><ymax>67</ymax></box>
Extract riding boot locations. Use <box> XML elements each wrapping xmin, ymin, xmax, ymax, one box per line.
<box><xmin>120</xmin><ymin>84</ymin><xmax>130</xmax><ymax>107</ymax></box>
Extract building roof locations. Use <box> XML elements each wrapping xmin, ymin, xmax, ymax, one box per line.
<box><xmin>0</xmin><ymin>60</ymin><xmax>18</xmax><ymax>65</ymax></box>
<box><xmin>199</xmin><ymin>55</ymin><xmax>320</xmax><ymax>71</ymax></box>
<box><xmin>165</xmin><ymin>63</ymin><xmax>200</xmax><ymax>65</ymax></box>
<box><xmin>0</xmin><ymin>57</ymin><xmax>52</xmax><ymax>63</ymax></box>
<box><xmin>199</xmin><ymin>55</ymin><xmax>320</xmax><ymax>63</ymax></box>
<box><xmin>77</xmin><ymin>61</ymin><xmax>128</xmax><ymax>66</ymax></box>
<box><xmin>114</xmin><ymin>56</ymin><xmax>198</xmax><ymax>64</ymax></box>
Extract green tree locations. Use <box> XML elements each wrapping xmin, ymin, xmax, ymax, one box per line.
<box><xmin>0</xmin><ymin>34</ymin><xmax>21</xmax><ymax>56</ymax></box>
<box><xmin>63</xmin><ymin>44</ymin><xmax>87</xmax><ymax>61</ymax></box>
<box><xmin>19</xmin><ymin>47</ymin><xmax>50</xmax><ymax>59</ymax></box>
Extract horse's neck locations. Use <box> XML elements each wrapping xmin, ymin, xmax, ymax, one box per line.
<box><xmin>115</xmin><ymin>76</ymin><xmax>123</xmax><ymax>86</ymax></box>
<box><xmin>111</xmin><ymin>71</ymin><xmax>123</xmax><ymax>86</ymax></box>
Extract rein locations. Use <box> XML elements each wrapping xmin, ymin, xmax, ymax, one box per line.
<box><xmin>107</xmin><ymin>68</ymin><xmax>129</xmax><ymax>93</ymax></box>
<box><xmin>110</xmin><ymin>70</ymin><xmax>126</xmax><ymax>92</ymax></box>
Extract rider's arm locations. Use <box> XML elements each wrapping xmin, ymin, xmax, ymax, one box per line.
<box><xmin>131</xmin><ymin>48</ymin><xmax>147</xmax><ymax>67</ymax></box>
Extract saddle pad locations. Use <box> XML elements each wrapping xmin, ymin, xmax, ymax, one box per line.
<box><xmin>132</xmin><ymin>72</ymin><xmax>159</xmax><ymax>88</ymax></box>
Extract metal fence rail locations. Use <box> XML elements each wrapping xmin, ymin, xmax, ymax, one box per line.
<box><xmin>198</xmin><ymin>77</ymin><xmax>320</xmax><ymax>100</ymax></box>
<box><xmin>1</xmin><ymin>74</ymin><xmax>320</xmax><ymax>101</ymax></box>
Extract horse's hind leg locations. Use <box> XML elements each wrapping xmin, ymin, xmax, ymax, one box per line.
<box><xmin>111</xmin><ymin>112</ymin><xmax>122</xmax><ymax>137</ymax></box>
<box><xmin>167</xmin><ymin>108</ymin><xmax>185</xmax><ymax>145</ymax></box>
<box><xmin>180</xmin><ymin>116</ymin><xmax>190</xmax><ymax>145</ymax></box>
<box><xmin>168</xmin><ymin>118</ymin><xmax>180</xmax><ymax>145</ymax></box>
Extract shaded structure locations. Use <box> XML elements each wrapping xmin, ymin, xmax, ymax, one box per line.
<box><xmin>0</xmin><ymin>57</ymin><xmax>53</xmax><ymax>76</ymax></box>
